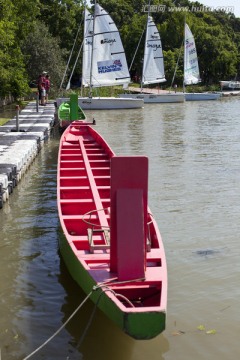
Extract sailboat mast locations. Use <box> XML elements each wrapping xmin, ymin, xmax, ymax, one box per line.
<box><xmin>59</xmin><ymin>5</ymin><xmax>85</xmax><ymax>90</ymax></box>
<box><xmin>129</xmin><ymin>27</ymin><xmax>145</xmax><ymax>73</ymax></box>
<box><xmin>67</xmin><ymin>27</ymin><xmax>85</xmax><ymax>91</ymax></box>
<box><xmin>89</xmin><ymin>0</ymin><xmax>97</xmax><ymax>97</ymax></box>
<box><xmin>170</xmin><ymin>39</ymin><xmax>183</xmax><ymax>91</ymax></box>
<box><xmin>183</xmin><ymin>16</ymin><xmax>186</xmax><ymax>93</ymax></box>
<box><xmin>141</xmin><ymin>0</ymin><xmax>151</xmax><ymax>91</ymax></box>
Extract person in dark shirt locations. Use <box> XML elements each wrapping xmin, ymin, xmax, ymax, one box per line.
<box><xmin>37</xmin><ymin>71</ymin><xmax>47</xmax><ymax>105</ymax></box>
<box><xmin>44</xmin><ymin>74</ymin><xmax>51</xmax><ymax>104</ymax></box>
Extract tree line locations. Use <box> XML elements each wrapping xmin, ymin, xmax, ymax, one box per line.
<box><xmin>0</xmin><ymin>0</ymin><xmax>240</xmax><ymax>101</ymax></box>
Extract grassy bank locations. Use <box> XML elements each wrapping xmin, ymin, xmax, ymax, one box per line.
<box><xmin>0</xmin><ymin>119</ymin><xmax>8</xmax><ymax>126</ymax></box>
<box><xmin>0</xmin><ymin>101</ymin><xmax>29</xmax><ymax>126</ymax></box>
<box><xmin>57</xmin><ymin>83</ymin><xmax>222</xmax><ymax>98</ymax></box>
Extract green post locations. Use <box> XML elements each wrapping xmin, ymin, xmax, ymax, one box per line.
<box><xmin>70</xmin><ymin>93</ymin><xmax>79</xmax><ymax>120</ymax></box>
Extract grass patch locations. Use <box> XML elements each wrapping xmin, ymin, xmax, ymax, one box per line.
<box><xmin>0</xmin><ymin>102</ymin><xmax>28</xmax><ymax>126</ymax></box>
<box><xmin>57</xmin><ymin>85</ymin><xmax>132</xmax><ymax>98</ymax></box>
<box><xmin>0</xmin><ymin>118</ymin><xmax>9</xmax><ymax>126</ymax></box>
<box><xmin>55</xmin><ymin>82</ymin><xmax>222</xmax><ymax>98</ymax></box>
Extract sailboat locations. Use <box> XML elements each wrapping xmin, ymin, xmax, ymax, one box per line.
<box><xmin>57</xmin><ymin>3</ymin><xmax>143</xmax><ymax>110</ymax></box>
<box><xmin>183</xmin><ymin>23</ymin><xmax>221</xmax><ymax>101</ymax></box>
<box><xmin>119</xmin><ymin>14</ymin><xmax>185</xmax><ymax>103</ymax></box>
<box><xmin>220</xmin><ymin>80</ymin><xmax>240</xmax><ymax>90</ymax></box>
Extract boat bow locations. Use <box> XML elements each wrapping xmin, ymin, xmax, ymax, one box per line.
<box><xmin>57</xmin><ymin>121</ymin><xmax>167</xmax><ymax>339</ymax></box>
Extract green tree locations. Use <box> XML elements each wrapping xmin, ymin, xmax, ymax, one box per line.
<box><xmin>38</xmin><ymin>0</ymin><xmax>85</xmax><ymax>51</ymax></box>
<box><xmin>22</xmin><ymin>21</ymin><xmax>67</xmax><ymax>90</ymax></box>
<box><xmin>98</xmin><ymin>0</ymin><xmax>240</xmax><ymax>85</ymax></box>
<box><xmin>191</xmin><ymin>17</ymin><xmax>238</xmax><ymax>83</ymax></box>
<box><xmin>11</xmin><ymin>0</ymin><xmax>40</xmax><ymax>42</ymax></box>
<box><xmin>0</xmin><ymin>0</ymin><xmax>30</xmax><ymax>99</ymax></box>
<box><xmin>1</xmin><ymin>0</ymin><xmax>240</xmax><ymax>99</ymax></box>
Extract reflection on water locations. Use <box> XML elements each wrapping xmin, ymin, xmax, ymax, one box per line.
<box><xmin>0</xmin><ymin>97</ymin><xmax>240</xmax><ymax>359</ymax></box>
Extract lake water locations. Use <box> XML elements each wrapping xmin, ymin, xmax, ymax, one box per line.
<box><xmin>0</xmin><ymin>96</ymin><xmax>240</xmax><ymax>359</ymax></box>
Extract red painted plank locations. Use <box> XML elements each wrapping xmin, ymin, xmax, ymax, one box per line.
<box><xmin>110</xmin><ymin>156</ymin><xmax>148</xmax><ymax>275</ymax></box>
<box><xmin>116</xmin><ymin>189</ymin><xmax>145</xmax><ymax>281</ymax></box>
<box><xmin>78</xmin><ymin>137</ymin><xmax>109</xmax><ymax>230</ymax></box>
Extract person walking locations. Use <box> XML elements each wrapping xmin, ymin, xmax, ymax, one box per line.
<box><xmin>37</xmin><ymin>72</ymin><xmax>47</xmax><ymax>105</ymax></box>
<box><xmin>45</xmin><ymin>74</ymin><xmax>51</xmax><ymax>104</ymax></box>
<box><xmin>40</xmin><ymin>71</ymin><xmax>47</xmax><ymax>105</ymax></box>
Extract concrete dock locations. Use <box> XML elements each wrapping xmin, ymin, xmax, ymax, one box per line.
<box><xmin>0</xmin><ymin>101</ymin><xmax>56</xmax><ymax>209</ymax></box>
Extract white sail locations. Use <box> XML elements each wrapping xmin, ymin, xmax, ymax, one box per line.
<box><xmin>82</xmin><ymin>8</ymin><xmax>93</xmax><ymax>87</ymax></box>
<box><xmin>88</xmin><ymin>4</ymin><xmax>130</xmax><ymax>87</ymax></box>
<box><xmin>184</xmin><ymin>23</ymin><xmax>201</xmax><ymax>85</ymax></box>
<box><xmin>142</xmin><ymin>16</ymin><xmax>166</xmax><ymax>85</ymax></box>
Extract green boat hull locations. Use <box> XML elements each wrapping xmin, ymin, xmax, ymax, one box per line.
<box><xmin>58</xmin><ymin>93</ymin><xmax>86</xmax><ymax>130</ymax></box>
<box><xmin>59</xmin><ymin>230</ymin><xmax>166</xmax><ymax>340</ymax></box>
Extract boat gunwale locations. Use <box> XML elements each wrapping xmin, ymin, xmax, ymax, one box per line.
<box><xmin>57</xmin><ymin>121</ymin><xmax>167</xmax><ymax>339</ymax></box>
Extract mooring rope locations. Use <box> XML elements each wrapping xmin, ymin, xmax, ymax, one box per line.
<box><xmin>22</xmin><ymin>276</ymin><xmax>144</xmax><ymax>359</ymax></box>
<box><xmin>75</xmin><ymin>281</ymin><xmax>138</xmax><ymax>349</ymax></box>
<box><xmin>75</xmin><ymin>290</ymin><xmax>106</xmax><ymax>349</ymax></box>
<box><xmin>22</xmin><ymin>290</ymin><xmax>93</xmax><ymax>360</ymax></box>
<box><xmin>96</xmin><ymin>284</ymin><xmax>135</xmax><ymax>307</ymax></box>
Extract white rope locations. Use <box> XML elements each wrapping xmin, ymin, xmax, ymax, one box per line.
<box><xmin>102</xmin><ymin>287</ymin><xmax>135</xmax><ymax>308</ymax></box>
<box><xmin>75</xmin><ymin>290</ymin><xmax>105</xmax><ymax>349</ymax></box>
<box><xmin>22</xmin><ymin>290</ymin><xmax>93</xmax><ymax>360</ymax></box>
<box><xmin>129</xmin><ymin>27</ymin><xmax>146</xmax><ymax>72</ymax></box>
<box><xmin>170</xmin><ymin>39</ymin><xmax>184</xmax><ymax>91</ymax></box>
<box><xmin>22</xmin><ymin>277</ymin><xmax>145</xmax><ymax>359</ymax></box>
<box><xmin>59</xmin><ymin>15</ymin><xmax>84</xmax><ymax>90</ymax></box>
<box><xmin>81</xmin><ymin>207</ymin><xmax>110</xmax><ymax>228</ymax></box>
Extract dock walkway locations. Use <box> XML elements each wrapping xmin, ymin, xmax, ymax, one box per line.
<box><xmin>127</xmin><ymin>86</ymin><xmax>240</xmax><ymax>97</ymax></box>
<box><xmin>0</xmin><ymin>101</ymin><xmax>56</xmax><ymax>209</ymax></box>
<box><xmin>127</xmin><ymin>86</ymin><xmax>175</xmax><ymax>94</ymax></box>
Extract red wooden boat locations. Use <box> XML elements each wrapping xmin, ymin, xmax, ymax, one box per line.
<box><xmin>57</xmin><ymin>121</ymin><xmax>167</xmax><ymax>340</ymax></box>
